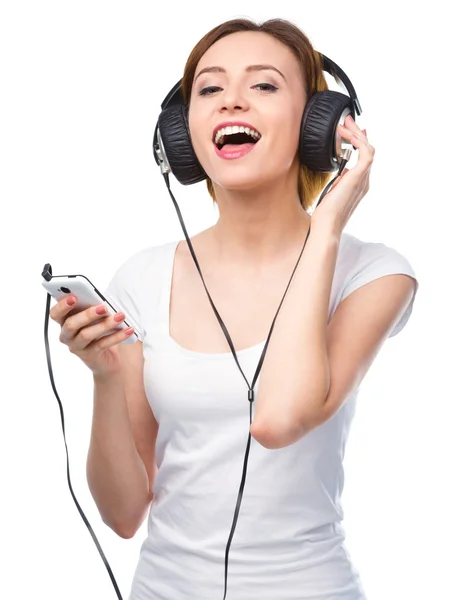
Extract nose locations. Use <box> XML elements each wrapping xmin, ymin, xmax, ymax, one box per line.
<box><xmin>217</xmin><ymin>84</ymin><xmax>250</xmax><ymax>114</ymax></box>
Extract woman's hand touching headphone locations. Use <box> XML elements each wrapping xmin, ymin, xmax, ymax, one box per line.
<box><xmin>312</xmin><ymin>116</ymin><xmax>374</xmax><ymax>236</ymax></box>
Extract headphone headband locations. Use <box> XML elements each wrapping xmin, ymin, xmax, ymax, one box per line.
<box><xmin>320</xmin><ymin>54</ymin><xmax>362</xmax><ymax>116</ymax></box>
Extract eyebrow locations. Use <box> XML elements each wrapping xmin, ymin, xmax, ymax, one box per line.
<box><xmin>194</xmin><ymin>64</ymin><xmax>286</xmax><ymax>82</ymax></box>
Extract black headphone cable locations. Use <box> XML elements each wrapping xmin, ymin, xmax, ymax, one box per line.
<box><xmin>162</xmin><ymin>154</ymin><xmax>348</xmax><ymax>599</ymax></box>
<box><xmin>43</xmin><ymin>268</ymin><xmax>125</xmax><ymax>599</ymax></box>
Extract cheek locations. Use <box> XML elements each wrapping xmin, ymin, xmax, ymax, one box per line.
<box><xmin>286</xmin><ymin>104</ymin><xmax>304</xmax><ymax>146</ymax></box>
<box><xmin>268</xmin><ymin>108</ymin><xmax>303</xmax><ymax>163</ymax></box>
<box><xmin>187</xmin><ymin>106</ymin><xmax>206</xmax><ymax>155</ymax></box>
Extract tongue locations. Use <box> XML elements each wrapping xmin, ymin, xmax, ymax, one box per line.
<box><xmin>221</xmin><ymin>143</ymin><xmax>255</xmax><ymax>152</ymax></box>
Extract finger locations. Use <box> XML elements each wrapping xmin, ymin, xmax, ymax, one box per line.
<box><xmin>341</xmin><ymin>114</ymin><xmax>366</xmax><ymax>138</ymax></box>
<box><xmin>338</xmin><ymin>123</ymin><xmax>369</xmax><ymax>146</ymax></box>
<box><xmin>60</xmin><ymin>303</ymin><xmax>110</xmax><ymax>344</ymax></box>
<box><xmin>338</xmin><ymin>124</ymin><xmax>373</xmax><ymax>173</ymax></box>
<box><xmin>50</xmin><ymin>295</ymin><xmax>80</xmax><ymax>326</ymax></box>
<box><xmin>93</xmin><ymin>324</ymin><xmax>135</xmax><ymax>353</ymax></box>
<box><xmin>343</xmin><ymin>129</ymin><xmax>375</xmax><ymax>169</ymax></box>
<box><xmin>70</xmin><ymin>311</ymin><xmax>127</xmax><ymax>351</ymax></box>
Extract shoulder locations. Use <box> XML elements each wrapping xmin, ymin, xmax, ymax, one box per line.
<box><xmin>339</xmin><ymin>231</ymin><xmax>417</xmax><ymax>276</ymax></box>
<box><xmin>104</xmin><ymin>238</ymin><xmax>180</xmax><ymax>304</ymax></box>
<box><xmin>336</xmin><ymin>232</ymin><xmax>419</xmax><ymax>337</ymax></box>
<box><xmin>111</xmin><ymin>240</ymin><xmax>179</xmax><ymax>279</ymax></box>
<box><xmin>103</xmin><ymin>240</ymin><xmax>179</xmax><ymax>341</ymax></box>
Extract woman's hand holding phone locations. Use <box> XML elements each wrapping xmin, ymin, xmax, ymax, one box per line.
<box><xmin>49</xmin><ymin>296</ymin><xmax>136</xmax><ymax>378</ymax></box>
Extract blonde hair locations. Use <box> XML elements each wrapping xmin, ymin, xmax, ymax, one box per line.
<box><xmin>181</xmin><ymin>18</ymin><xmax>333</xmax><ymax>212</ymax></box>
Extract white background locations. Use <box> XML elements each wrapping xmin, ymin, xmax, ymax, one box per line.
<box><xmin>1</xmin><ymin>1</ymin><xmax>453</xmax><ymax>599</ymax></box>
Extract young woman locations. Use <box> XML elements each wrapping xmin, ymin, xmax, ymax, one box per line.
<box><xmin>51</xmin><ymin>17</ymin><xmax>419</xmax><ymax>600</ymax></box>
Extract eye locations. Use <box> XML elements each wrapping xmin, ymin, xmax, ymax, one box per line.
<box><xmin>253</xmin><ymin>83</ymin><xmax>278</xmax><ymax>93</ymax></box>
<box><xmin>198</xmin><ymin>86</ymin><xmax>222</xmax><ymax>96</ymax></box>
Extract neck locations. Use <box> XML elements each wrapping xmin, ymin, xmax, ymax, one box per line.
<box><xmin>209</xmin><ymin>180</ymin><xmax>312</xmax><ymax>269</ymax></box>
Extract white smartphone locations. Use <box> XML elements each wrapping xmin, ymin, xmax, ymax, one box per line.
<box><xmin>41</xmin><ymin>271</ymin><xmax>138</xmax><ymax>344</ymax></box>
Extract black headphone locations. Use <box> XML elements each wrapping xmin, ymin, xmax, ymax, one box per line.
<box><xmin>153</xmin><ymin>53</ymin><xmax>362</xmax><ymax>185</ymax></box>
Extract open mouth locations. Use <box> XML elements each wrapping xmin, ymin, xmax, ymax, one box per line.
<box><xmin>213</xmin><ymin>125</ymin><xmax>261</xmax><ymax>151</ymax></box>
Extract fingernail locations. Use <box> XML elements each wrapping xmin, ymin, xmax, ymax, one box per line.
<box><xmin>362</xmin><ymin>129</ymin><xmax>367</xmax><ymax>136</ymax></box>
<box><xmin>96</xmin><ymin>305</ymin><xmax>107</xmax><ymax>315</ymax></box>
<box><xmin>67</xmin><ymin>297</ymin><xmax>76</xmax><ymax>306</ymax></box>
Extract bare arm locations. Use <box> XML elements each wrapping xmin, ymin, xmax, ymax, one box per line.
<box><xmin>251</xmin><ymin>220</ymin><xmax>416</xmax><ymax>449</ymax></box>
<box><xmin>86</xmin><ymin>341</ymin><xmax>158</xmax><ymax>539</ymax></box>
<box><xmin>251</xmin><ymin>224</ymin><xmax>338</xmax><ymax>444</ymax></box>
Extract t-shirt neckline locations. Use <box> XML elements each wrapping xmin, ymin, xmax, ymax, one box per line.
<box><xmin>158</xmin><ymin>240</ymin><xmax>266</xmax><ymax>360</ymax></box>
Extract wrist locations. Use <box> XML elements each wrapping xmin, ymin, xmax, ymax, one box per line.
<box><xmin>310</xmin><ymin>216</ymin><xmax>342</xmax><ymax>245</ymax></box>
<box><xmin>93</xmin><ymin>370</ymin><xmax>123</xmax><ymax>388</ymax></box>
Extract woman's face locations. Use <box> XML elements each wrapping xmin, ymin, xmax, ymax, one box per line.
<box><xmin>188</xmin><ymin>31</ymin><xmax>307</xmax><ymax>194</ymax></box>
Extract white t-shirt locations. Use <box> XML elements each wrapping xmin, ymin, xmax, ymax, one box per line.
<box><xmin>104</xmin><ymin>232</ymin><xmax>419</xmax><ymax>600</ymax></box>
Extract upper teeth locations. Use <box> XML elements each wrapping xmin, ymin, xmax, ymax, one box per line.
<box><xmin>214</xmin><ymin>125</ymin><xmax>261</xmax><ymax>145</ymax></box>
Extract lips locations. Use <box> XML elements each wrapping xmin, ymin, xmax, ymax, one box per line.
<box><xmin>212</xmin><ymin>121</ymin><xmax>261</xmax><ymax>160</ymax></box>
<box><xmin>214</xmin><ymin>142</ymin><xmax>256</xmax><ymax>160</ymax></box>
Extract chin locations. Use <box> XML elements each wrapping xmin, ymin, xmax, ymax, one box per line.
<box><xmin>211</xmin><ymin>175</ymin><xmax>270</xmax><ymax>195</ymax></box>
<box><xmin>208</xmin><ymin>164</ymin><xmax>277</xmax><ymax>195</ymax></box>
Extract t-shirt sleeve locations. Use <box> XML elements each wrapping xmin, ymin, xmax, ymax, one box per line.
<box><xmin>339</xmin><ymin>241</ymin><xmax>419</xmax><ymax>338</ymax></box>
<box><xmin>103</xmin><ymin>252</ymin><xmax>146</xmax><ymax>342</ymax></box>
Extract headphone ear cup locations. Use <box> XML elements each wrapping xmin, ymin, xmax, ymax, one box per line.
<box><xmin>157</xmin><ymin>104</ymin><xmax>207</xmax><ymax>185</ymax></box>
<box><xmin>299</xmin><ymin>90</ymin><xmax>354</xmax><ymax>172</ymax></box>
